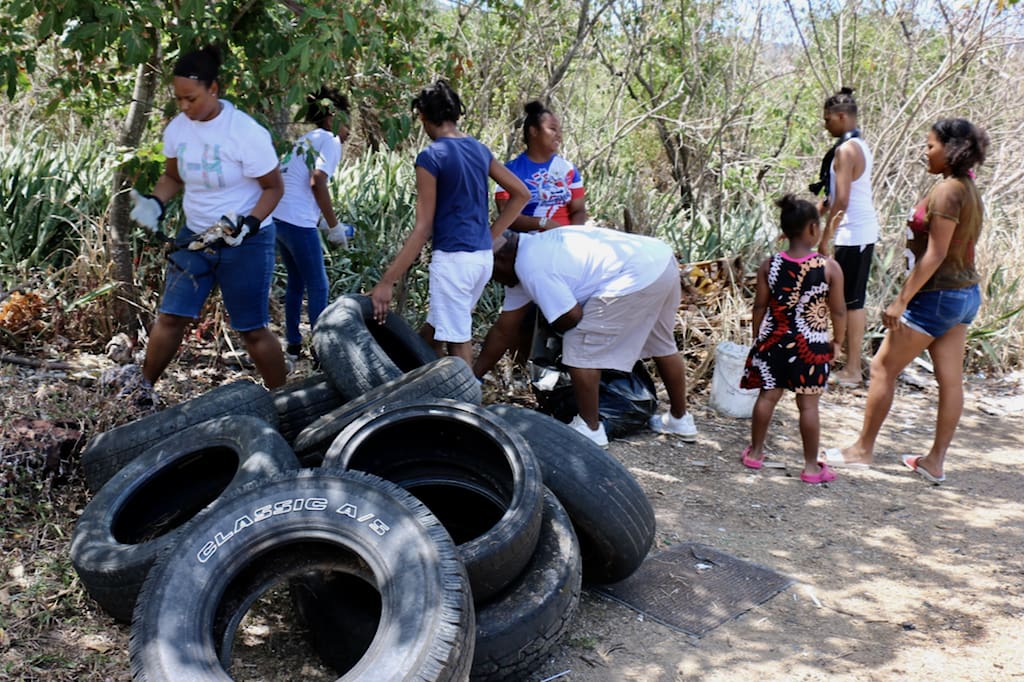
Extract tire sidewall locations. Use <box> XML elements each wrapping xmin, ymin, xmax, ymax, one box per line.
<box><xmin>324</xmin><ymin>399</ymin><xmax>544</xmax><ymax>602</ymax></box>
<box><xmin>130</xmin><ymin>468</ymin><xmax>474</xmax><ymax>682</ymax></box>
<box><xmin>70</xmin><ymin>415</ymin><xmax>298</xmax><ymax>621</ymax></box>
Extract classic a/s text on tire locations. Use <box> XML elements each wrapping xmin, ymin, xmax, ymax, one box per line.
<box><xmin>129</xmin><ymin>468</ymin><xmax>474</xmax><ymax>682</ymax></box>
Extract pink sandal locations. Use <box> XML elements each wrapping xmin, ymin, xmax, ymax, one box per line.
<box><xmin>800</xmin><ymin>463</ymin><xmax>837</xmax><ymax>484</ymax></box>
<box><xmin>741</xmin><ymin>445</ymin><xmax>765</xmax><ymax>470</ymax></box>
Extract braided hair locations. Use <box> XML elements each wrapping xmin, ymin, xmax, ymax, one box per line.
<box><xmin>824</xmin><ymin>86</ymin><xmax>857</xmax><ymax>115</ymax></box>
<box><xmin>411</xmin><ymin>80</ymin><xmax>465</xmax><ymax>126</ymax></box>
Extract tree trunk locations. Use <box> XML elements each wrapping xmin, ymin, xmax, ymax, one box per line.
<box><xmin>109</xmin><ymin>46</ymin><xmax>162</xmax><ymax>337</ymax></box>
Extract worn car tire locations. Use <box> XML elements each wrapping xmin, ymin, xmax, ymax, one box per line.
<box><xmin>486</xmin><ymin>404</ymin><xmax>655</xmax><ymax>584</ymax></box>
<box><xmin>270</xmin><ymin>372</ymin><xmax>346</xmax><ymax>444</ymax></box>
<box><xmin>293</xmin><ymin>356</ymin><xmax>481</xmax><ymax>466</ymax></box>
<box><xmin>81</xmin><ymin>380</ymin><xmax>278</xmax><ymax>493</ymax></box>
<box><xmin>294</xmin><ymin>488</ymin><xmax>581</xmax><ymax>682</ymax></box>
<box><xmin>70</xmin><ymin>415</ymin><xmax>298</xmax><ymax>622</ymax></box>
<box><xmin>470</xmin><ymin>488</ymin><xmax>582</xmax><ymax>681</ymax></box>
<box><xmin>312</xmin><ymin>294</ymin><xmax>438</xmax><ymax>400</ymax></box>
<box><xmin>323</xmin><ymin>399</ymin><xmax>544</xmax><ymax>602</ymax></box>
<box><xmin>129</xmin><ymin>468</ymin><xmax>474</xmax><ymax>682</ymax></box>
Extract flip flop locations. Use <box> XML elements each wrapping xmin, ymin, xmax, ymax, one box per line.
<box><xmin>818</xmin><ymin>447</ymin><xmax>870</xmax><ymax>469</ymax></box>
<box><xmin>800</xmin><ymin>463</ymin><xmax>837</xmax><ymax>484</ymax></box>
<box><xmin>828</xmin><ymin>374</ymin><xmax>862</xmax><ymax>388</ymax></box>
<box><xmin>741</xmin><ymin>445</ymin><xmax>765</xmax><ymax>470</ymax></box>
<box><xmin>902</xmin><ymin>455</ymin><xmax>945</xmax><ymax>484</ymax></box>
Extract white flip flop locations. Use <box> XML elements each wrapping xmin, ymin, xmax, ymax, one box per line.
<box><xmin>818</xmin><ymin>447</ymin><xmax>870</xmax><ymax>469</ymax></box>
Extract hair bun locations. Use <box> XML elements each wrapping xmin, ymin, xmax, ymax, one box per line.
<box><xmin>774</xmin><ymin>193</ymin><xmax>797</xmax><ymax>211</ymax></box>
<box><xmin>839</xmin><ymin>86</ymin><xmax>854</xmax><ymax>95</ymax></box>
<box><xmin>523</xmin><ymin>100</ymin><xmax>545</xmax><ymax>116</ymax></box>
<box><xmin>200</xmin><ymin>44</ymin><xmax>222</xmax><ymax>68</ymax></box>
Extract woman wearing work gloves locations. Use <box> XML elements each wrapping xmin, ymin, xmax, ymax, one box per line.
<box><xmin>272</xmin><ymin>87</ymin><xmax>352</xmax><ymax>362</ymax></box>
<box><xmin>129</xmin><ymin>44</ymin><xmax>286</xmax><ymax>392</ymax></box>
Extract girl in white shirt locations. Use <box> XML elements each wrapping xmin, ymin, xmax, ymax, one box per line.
<box><xmin>273</xmin><ymin>88</ymin><xmax>351</xmax><ymax>360</ymax></box>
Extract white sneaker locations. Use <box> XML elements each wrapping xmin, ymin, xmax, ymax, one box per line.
<box><xmin>649</xmin><ymin>411</ymin><xmax>698</xmax><ymax>442</ymax></box>
<box><xmin>568</xmin><ymin>415</ymin><xmax>609</xmax><ymax>448</ymax></box>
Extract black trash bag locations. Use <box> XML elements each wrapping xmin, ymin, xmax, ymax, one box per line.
<box><xmin>528</xmin><ymin>319</ymin><xmax>658</xmax><ymax>439</ymax></box>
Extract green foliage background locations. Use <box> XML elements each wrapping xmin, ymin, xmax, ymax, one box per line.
<box><xmin>0</xmin><ymin>0</ymin><xmax>1021</xmax><ymax>368</ymax></box>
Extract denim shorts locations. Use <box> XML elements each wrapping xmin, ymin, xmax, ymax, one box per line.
<box><xmin>901</xmin><ymin>284</ymin><xmax>981</xmax><ymax>338</ymax></box>
<box><xmin>160</xmin><ymin>223</ymin><xmax>276</xmax><ymax>332</ymax></box>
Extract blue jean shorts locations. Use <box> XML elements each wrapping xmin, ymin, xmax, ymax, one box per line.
<box><xmin>160</xmin><ymin>222</ymin><xmax>277</xmax><ymax>332</ymax></box>
<box><xmin>901</xmin><ymin>284</ymin><xmax>981</xmax><ymax>338</ymax></box>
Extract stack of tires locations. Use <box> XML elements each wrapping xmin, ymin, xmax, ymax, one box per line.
<box><xmin>72</xmin><ymin>295</ymin><xmax>656</xmax><ymax>682</ymax></box>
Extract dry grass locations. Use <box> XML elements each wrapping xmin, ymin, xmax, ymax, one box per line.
<box><xmin>0</xmin><ymin>334</ymin><xmax>252</xmax><ymax>680</ymax></box>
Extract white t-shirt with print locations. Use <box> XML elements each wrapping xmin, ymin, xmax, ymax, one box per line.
<box><xmin>502</xmin><ymin>226</ymin><xmax>675</xmax><ymax>323</ymax></box>
<box><xmin>273</xmin><ymin>127</ymin><xmax>343</xmax><ymax>228</ymax></box>
<box><xmin>163</xmin><ymin>100</ymin><xmax>279</xmax><ymax>234</ymax></box>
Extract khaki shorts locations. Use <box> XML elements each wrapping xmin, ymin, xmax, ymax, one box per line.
<box><xmin>562</xmin><ymin>259</ymin><xmax>680</xmax><ymax>372</ymax></box>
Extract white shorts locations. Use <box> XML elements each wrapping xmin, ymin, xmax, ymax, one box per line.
<box><xmin>426</xmin><ymin>249</ymin><xmax>493</xmax><ymax>343</ymax></box>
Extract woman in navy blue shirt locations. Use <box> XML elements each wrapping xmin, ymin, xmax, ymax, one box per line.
<box><xmin>369</xmin><ymin>80</ymin><xmax>529</xmax><ymax>365</ymax></box>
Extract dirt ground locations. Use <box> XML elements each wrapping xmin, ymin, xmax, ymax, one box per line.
<box><xmin>2</xmin><ymin>353</ymin><xmax>1023</xmax><ymax>681</ymax></box>
<box><xmin>532</xmin><ymin>371</ymin><xmax>1024</xmax><ymax>682</ymax></box>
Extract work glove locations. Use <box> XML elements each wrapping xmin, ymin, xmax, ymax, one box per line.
<box><xmin>318</xmin><ymin>215</ymin><xmax>354</xmax><ymax>247</ymax></box>
<box><xmin>129</xmin><ymin>189</ymin><xmax>165</xmax><ymax>233</ymax></box>
<box><xmin>222</xmin><ymin>214</ymin><xmax>261</xmax><ymax>247</ymax></box>
<box><xmin>187</xmin><ymin>214</ymin><xmax>260</xmax><ymax>250</ymax></box>
<box><xmin>326</xmin><ymin>223</ymin><xmax>354</xmax><ymax>247</ymax></box>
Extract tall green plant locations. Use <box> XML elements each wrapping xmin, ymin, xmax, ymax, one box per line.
<box><xmin>0</xmin><ymin>128</ymin><xmax>113</xmax><ymax>282</ymax></box>
<box><xmin>1</xmin><ymin>0</ymin><xmax>458</xmax><ymax>334</ymax></box>
<box><xmin>320</xmin><ymin>149</ymin><xmax>430</xmax><ymax>323</ymax></box>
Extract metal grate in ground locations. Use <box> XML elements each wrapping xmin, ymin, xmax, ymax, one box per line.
<box><xmin>594</xmin><ymin>542</ymin><xmax>793</xmax><ymax>637</ymax></box>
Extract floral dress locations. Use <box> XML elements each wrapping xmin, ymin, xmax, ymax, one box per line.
<box><xmin>741</xmin><ymin>252</ymin><xmax>833</xmax><ymax>394</ymax></box>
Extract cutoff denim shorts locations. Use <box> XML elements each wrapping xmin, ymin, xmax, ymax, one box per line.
<box><xmin>160</xmin><ymin>222</ymin><xmax>276</xmax><ymax>332</ymax></box>
<box><xmin>901</xmin><ymin>283</ymin><xmax>981</xmax><ymax>338</ymax></box>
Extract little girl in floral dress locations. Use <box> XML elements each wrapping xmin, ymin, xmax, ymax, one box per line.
<box><xmin>740</xmin><ymin>194</ymin><xmax>847</xmax><ymax>483</ymax></box>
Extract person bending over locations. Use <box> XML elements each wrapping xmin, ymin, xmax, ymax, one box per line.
<box><xmin>474</xmin><ymin>227</ymin><xmax>697</xmax><ymax>448</ymax></box>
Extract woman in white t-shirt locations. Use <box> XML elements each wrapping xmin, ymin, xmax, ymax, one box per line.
<box><xmin>128</xmin><ymin>45</ymin><xmax>286</xmax><ymax>392</ymax></box>
<box><xmin>273</xmin><ymin>88</ymin><xmax>351</xmax><ymax>360</ymax></box>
